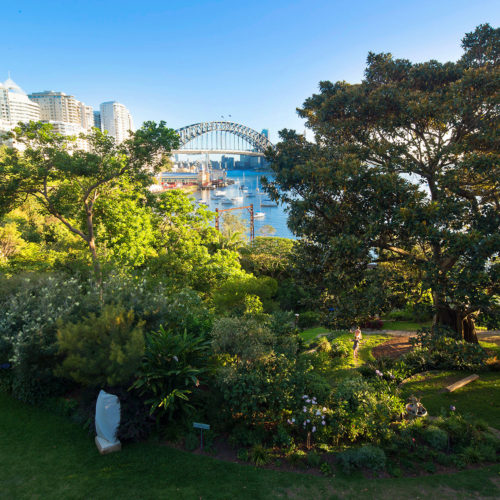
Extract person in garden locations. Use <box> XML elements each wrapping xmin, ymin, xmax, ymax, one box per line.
<box><xmin>352</xmin><ymin>326</ymin><xmax>362</xmax><ymax>359</ymax></box>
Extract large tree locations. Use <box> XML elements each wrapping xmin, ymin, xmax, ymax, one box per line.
<box><xmin>0</xmin><ymin>121</ymin><xmax>179</xmax><ymax>284</ymax></box>
<box><xmin>265</xmin><ymin>24</ymin><xmax>500</xmax><ymax>342</ymax></box>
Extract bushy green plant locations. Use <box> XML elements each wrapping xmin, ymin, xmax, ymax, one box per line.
<box><xmin>337</xmin><ymin>445</ymin><xmax>386</xmax><ymax>473</ymax></box>
<box><xmin>0</xmin><ymin>274</ymin><xmax>99</xmax><ymax>403</ymax></box>
<box><xmin>184</xmin><ymin>432</ymin><xmax>199</xmax><ymax>452</ymax></box>
<box><xmin>237</xmin><ymin>448</ymin><xmax>249</xmax><ymax>461</ymax></box>
<box><xmin>320</xmin><ymin>462</ymin><xmax>333</xmax><ymax>476</ymax></box>
<box><xmin>405</xmin><ymin>326</ymin><xmax>488</xmax><ymax>371</ymax></box>
<box><xmin>423</xmin><ymin>425</ymin><xmax>448</xmax><ymax>451</ymax></box>
<box><xmin>250</xmin><ymin>444</ymin><xmax>271</xmax><ymax>466</ymax></box>
<box><xmin>306</xmin><ymin>451</ymin><xmax>322</xmax><ymax>468</ymax></box>
<box><xmin>329</xmin><ymin>375</ymin><xmax>405</xmax><ymax>443</ymax></box>
<box><xmin>213</xmin><ymin>275</ymin><xmax>278</xmax><ymax>315</ymax></box>
<box><xmin>56</xmin><ymin>304</ymin><xmax>145</xmax><ymax>387</ymax></box>
<box><xmin>131</xmin><ymin>327</ymin><xmax>210</xmax><ymax>421</ymax></box>
<box><xmin>298</xmin><ymin>311</ymin><xmax>321</xmax><ymax>329</ymax></box>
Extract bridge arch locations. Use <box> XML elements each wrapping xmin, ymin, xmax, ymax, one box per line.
<box><xmin>175</xmin><ymin>121</ymin><xmax>272</xmax><ymax>154</ymax></box>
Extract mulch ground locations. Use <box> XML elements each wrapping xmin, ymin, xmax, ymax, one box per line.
<box><xmin>372</xmin><ymin>336</ymin><xmax>413</xmax><ymax>360</ymax></box>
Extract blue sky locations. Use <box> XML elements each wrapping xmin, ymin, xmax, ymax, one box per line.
<box><xmin>3</xmin><ymin>1</ymin><xmax>498</xmax><ymax>142</ymax></box>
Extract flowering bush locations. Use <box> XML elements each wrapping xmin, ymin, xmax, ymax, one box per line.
<box><xmin>287</xmin><ymin>394</ymin><xmax>331</xmax><ymax>447</ymax></box>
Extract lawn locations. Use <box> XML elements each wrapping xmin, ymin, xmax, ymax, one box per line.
<box><xmin>1</xmin><ymin>392</ymin><xmax>500</xmax><ymax>499</ymax></box>
<box><xmin>401</xmin><ymin>370</ymin><xmax>500</xmax><ymax>429</ymax></box>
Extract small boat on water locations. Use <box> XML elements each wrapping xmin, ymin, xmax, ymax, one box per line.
<box><xmin>231</xmin><ymin>196</ymin><xmax>244</xmax><ymax>203</ymax></box>
<box><xmin>214</xmin><ymin>190</ymin><xmax>225</xmax><ymax>196</ymax></box>
<box><xmin>221</xmin><ymin>198</ymin><xmax>233</xmax><ymax>205</ymax></box>
<box><xmin>254</xmin><ymin>212</ymin><xmax>265</xmax><ymax>219</ymax></box>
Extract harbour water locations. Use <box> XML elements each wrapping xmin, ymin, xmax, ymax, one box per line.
<box><xmin>193</xmin><ymin>170</ymin><xmax>296</xmax><ymax>239</ymax></box>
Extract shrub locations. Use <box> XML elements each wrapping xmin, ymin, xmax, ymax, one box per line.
<box><xmin>250</xmin><ymin>444</ymin><xmax>271</xmax><ymax>466</ymax></box>
<box><xmin>320</xmin><ymin>462</ymin><xmax>333</xmax><ymax>476</ymax></box>
<box><xmin>131</xmin><ymin>327</ymin><xmax>210</xmax><ymax>421</ymax></box>
<box><xmin>298</xmin><ymin>311</ymin><xmax>321</xmax><ymax>329</ymax></box>
<box><xmin>56</xmin><ymin>304</ymin><xmax>145</xmax><ymax>387</ymax></box>
<box><xmin>423</xmin><ymin>425</ymin><xmax>448</xmax><ymax>451</ymax></box>
<box><xmin>0</xmin><ymin>274</ymin><xmax>98</xmax><ymax>403</ymax></box>
<box><xmin>185</xmin><ymin>432</ymin><xmax>199</xmax><ymax>451</ymax></box>
<box><xmin>237</xmin><ymin>448</ymin><xmax>249</xmax><ymax>461</ymax></box>
<box><xmin>405</xmin><ymin>326</ymin><xmax>488</xmax><ymax>371</ymax></box>
<box><xmin>213</xmin><ymin>275</ymin><xmax>278</xmax><ymax>314</ymax></box>
<box><xmin>287</xmin><ymin>449</ymin><xmax>307</xmax><ymax>467</ymax></box>
<box><xmin>307</xmin><ymin>451</ymin><xmax>322</xmax><ymax>468</ymax></box>
<box><xmin>330</xmin><ymin>376</ymin><xmax>405</xmax><ymax>443</ymax></box>
<box><xmin>337</xmin><ymin>445</ymin><xmax>387</xmax><ymax>473</ymax></box>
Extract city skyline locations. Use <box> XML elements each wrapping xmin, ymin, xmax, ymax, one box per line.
<box><xmin>2</xmin><ymin>1</ymin><xmax>499</xmax><ymax>142</ymax></box>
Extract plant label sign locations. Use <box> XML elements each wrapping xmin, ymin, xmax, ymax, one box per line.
<box><xmin>193</xmin><ymin>422</ymin><xmax>210</xmax><ymax>430</ymax></box>
<box><xmin>193</xmin><ymin>422</ymin><xmax>210</xmax><ymax>450</ymax></box>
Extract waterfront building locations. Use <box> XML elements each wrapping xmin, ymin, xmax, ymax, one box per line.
<box><xmin>0</xmin><ymin>77</ymin><xmax>40</xmax><ymax>132</ymax></box>
<box><xmin>100</xmin><ymin>101</ymin><xmax>133</xmax><ymax>143</ymax></box>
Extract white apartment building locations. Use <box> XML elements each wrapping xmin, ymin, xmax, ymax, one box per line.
<box><xmin>28</xmin><ymin>90</ymin><xmax>94</xmax><ymax>132</ymax></box>
<box><xmin>100</xmin><ymin>101</ymin><xmax>133</xmax><ymax>143</ymax></box>
<box><xmin>0</xmin><ymin>77</ymin><xmax>40</xmax><ymax>132</ymax></box>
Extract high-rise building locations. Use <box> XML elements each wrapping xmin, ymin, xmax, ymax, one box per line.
<box><xmin>28</xmin><ymin>90</ymin><xmax>94</xmax><ymax>131</ymax></box>
<box><xmin>80</xmin><ymin>103</ymin><xmax>94</xmax><ymax>130</ymax></box>
<box><xmin>0</xmin><ymin>77</ymin><xmax>40</xmax><ymax>132</ymax></box>
<box><xmin>93</xmin><ymin>111</ymin><xmax>101</xmax><ymax>130</ymax></box>
<box><xmin>100</xmin><ymin>101</ymin><xmax>133</xmax><ymax>143</ymax></box>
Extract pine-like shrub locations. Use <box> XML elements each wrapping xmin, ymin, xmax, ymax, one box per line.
<box><xmin>56</xmin><ymin>304</ymin><xmax>145</xmax><ymax>387</ymax></box>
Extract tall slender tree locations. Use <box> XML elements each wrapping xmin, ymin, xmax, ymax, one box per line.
<box><xmin>266</xmin><ymin>25</ymin><xmax>500</xmax><ymax>342</ymax></box>
<box><xmin>0</xmin><ymin>121</ymin><xmax>179</xmax><ymax>284</ymax></box>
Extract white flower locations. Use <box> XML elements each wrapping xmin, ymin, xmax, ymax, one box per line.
<box><xmin>312</xmin><ymin>426</ymin><xmax>316</xmax><ymax>433</ymax></box>
<box><xmin>303</xmin><ymin>407</ymin><xmax>307</xmax><ymax>412</ymax></box>
<box><xmin>322</xmin><ymin>420</ymin><xmax>326</xmax><ymax>426</ymax></box>
<box><xmin>291</xmin><ymin>418</ymin><xmax>295</xmax><ymax>423</ymax></box>
<box><xmin>302</xmin><ymin>395</ymin><xmax>308</xmax><ymax>399</ymax></box>
<box><xmin>312</xmin><ymin>398</ymin><xmax>317</xmax><ymax>404</ymax></box>
<box><xmin>316</xmin><ymin>410</ymin><xmax>321</xmax><ymax>416</ymax></box>
<box><xmin>375</xmin><ymin>369</ymin><xmax>383</xmax><ymax>377</ymax></box>
<box><xmin>322</xmin><ymin>407</ymin><xmax>327</xmax><ymax>412</ymax></box>
<box><xmin>173</xmin><ymin>355</ymin><xmax>179</xmax><ymax>362</ymax></box>
<box><xmin>305</xmin><ymin>399</ymin><xmax>311</xmax><ymax>403</ymax></box>
<box><xmin>306</xmin><ymin>419</ymin><xmax>310</xmax><ymax>423</ymax></box>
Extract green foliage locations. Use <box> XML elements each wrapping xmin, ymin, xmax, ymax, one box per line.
<box><xmin>337</xmin><ymin>445</ymin><xmax>387</xmax><ymax>473</ymax></box>
<box><xmin>56</xmin><ymin>304</ymin><xmax>145</xmax><ymax>387</ymax></box>
<box><xmin>266</xmin><ymin>25</ymin><xmax>500</xmax><ymax>340</ymax></box>
<box><xmin>0</xmin><ymin>121</ymin><xmax>179</xmax><ymax>282</ymax></box>
<box><xmin>213</xmin><ymin>275</ymin><xmax>278</xmax><ymax>314</ymax></box>
<box><xmin>329</xmin><ymin>375</ymin><xmax>405</xmax><ymax>443</ymax></box>
<box><xmin>423</xmin><ymin>426</ymin><xmax>448</xmax><ymax>451</ymax></box>
<box><xmin>149</xmin><ymin>190</ymin><xmax>244</xmax><ymax>294</ymax></box>
<box><xmin>0</xmin><ymin>273</ymin><xmax>96</xmax><ymax>403</ymax></box>
<box><xmin>405</xmin><ymin>326</ymin><xmax>488</xmax><ymax>371</ymax></box>
<box><xmin>184</xmin><ymin>433</ymin><xmax>199</xmax><ymax>452</ymax></box>
<box><xmin>298</xmin><ymin>311</ymin><xmax>321</xmax><ymax>329</ymax></box>
<box><xmin>131</xmin><ymin>327</ymin><xmax>210</xmax><ymax>421</ymax></box>
<box><xmin>249</xmin><ymin>444</ymin><xmax>271</xmax><ymax>466</ymax></box>
<box><xmin>239</xmin><ymin>237</ymin><xmax>295</xmax><ymax>279</ymax></box>
<box><xmin>94</xmin><ymin>193</ymin><xmax>156</xmax><ymax>268</ymax></box>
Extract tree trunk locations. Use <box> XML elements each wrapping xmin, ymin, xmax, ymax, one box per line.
<box><xmin>434</xmin><ymin>306</ymin><xmax>478</xmax><ymax>343</ymax></box>
<box><xmin>85</xmin><ymin>209</ymin><xmax>102</xmax><ymax>290</ymax></box>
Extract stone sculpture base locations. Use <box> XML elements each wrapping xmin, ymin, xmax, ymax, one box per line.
<box><xmin>95</xmin><ymin>435</ymin><xmax>121</xmax><ymax>455</ymax></box>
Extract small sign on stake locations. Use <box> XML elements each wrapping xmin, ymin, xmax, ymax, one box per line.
<box><xmin>193</xmin><ymin>422</ymin><xmax>210</xmax><ymax>450</ymax></box>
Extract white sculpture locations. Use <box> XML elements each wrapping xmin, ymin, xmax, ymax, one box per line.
<box><xmin>95</xmin><ymin>390</ymin><xmax>122</xmax><ymax>454</ymax></box>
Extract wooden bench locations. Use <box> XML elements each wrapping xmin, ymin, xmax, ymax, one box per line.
<box><xmin>445</xmin><ymin>374</ymin><xmax>479</xmax><ymax>393</ymax></box>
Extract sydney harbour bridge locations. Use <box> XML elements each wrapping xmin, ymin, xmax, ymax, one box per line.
<box><xmin>172</xmin><ymin>121</ymin><xmax>273</xmax><ymax>157</ymax></box>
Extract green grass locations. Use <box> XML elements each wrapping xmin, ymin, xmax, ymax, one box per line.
<box><xmin>1</xmin><ymin>392</ymin><xmax>500</xmax><ymax>499</ymax></box>
<box><xmin>300</xmin><ymin>326</ymin><xmax>330</xmax><ymax>342</ymax></box>
<box><xmin>401</xmin><ymin>370</ymin><xmax>500</xmax><ymax>428</ymax></box>
<box><xmin>382</xmin><ymin>320</ymin><xmax>432</xmax><ymax>331</ymax></box>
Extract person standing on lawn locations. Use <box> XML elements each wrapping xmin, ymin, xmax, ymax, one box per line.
<box><xmin>352</xmin><ymin>326</ymin><xmax>362</xmax><ymax>359</ymax></box>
